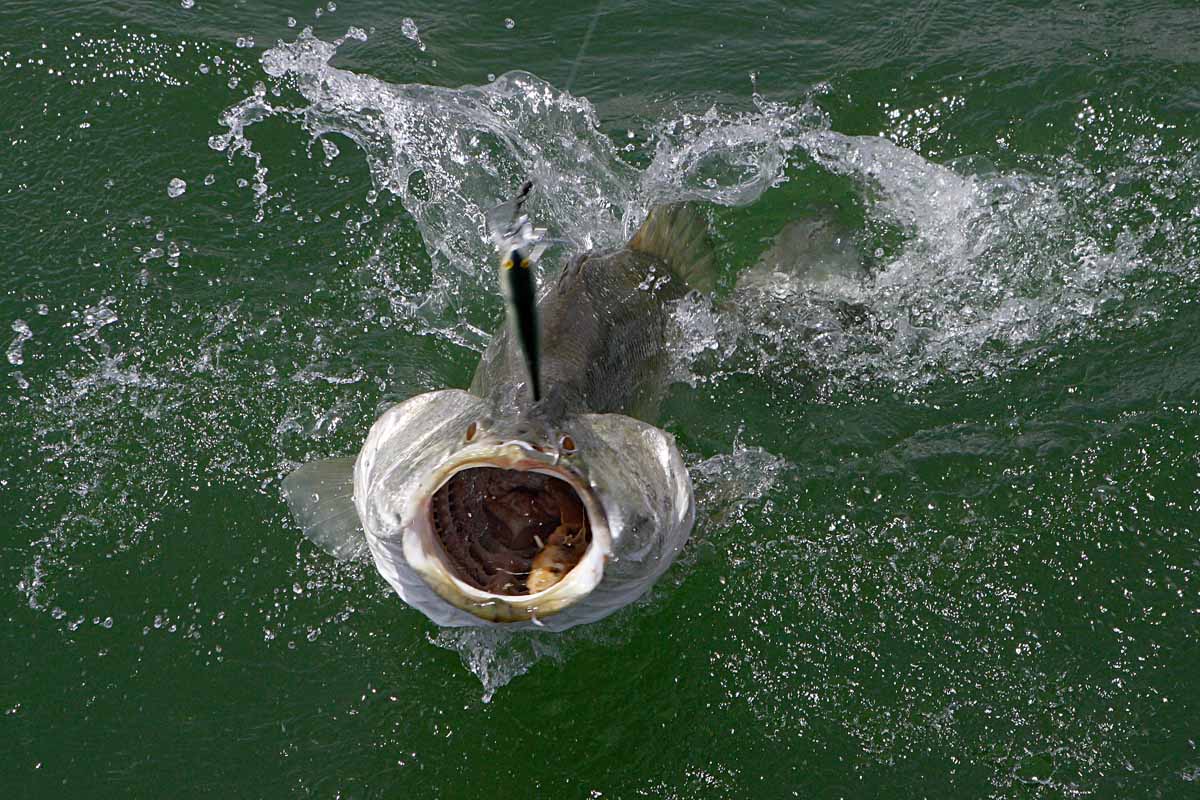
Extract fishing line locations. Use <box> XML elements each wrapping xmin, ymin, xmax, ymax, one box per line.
<box><xmin>565</xmin><ymin>0</ymin><xmax>606</xmax><ymax>94</ymax></box>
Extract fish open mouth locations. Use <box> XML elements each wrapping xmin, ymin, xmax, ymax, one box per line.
<box><xmin>429</xmin><ymin>467</ymin><xmax>592</xmax><ymax>596</ymax></box>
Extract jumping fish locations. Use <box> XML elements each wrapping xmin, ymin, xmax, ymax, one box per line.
<box><xmin>282</xmin><ymin>187</ymin><xmax>713</xmax><ymax>631</ymax></box>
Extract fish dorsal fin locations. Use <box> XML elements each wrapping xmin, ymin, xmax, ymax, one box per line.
<box><xmin>281</xmin><ymin>456</ymin><xmax>366</xmax><ymax>561</ymax></box>
<box><xmin>628</xmin><ymin>203</ymin><xmax>716</xmax><ymax>293</ymax></box>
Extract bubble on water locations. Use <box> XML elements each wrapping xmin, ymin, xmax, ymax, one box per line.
<box><xmin>167</xmin><ymin>177</ymin><xmax>186</xmax><ymax>198</ymax></box>
<box><xmin>203</xmin><ymin>173</ymin><xmax>215</xmax><ymax>185</ymax></box>
<box><xmin>287</xmin><ymin>17</ymin><xmax>297</xmax><ymax>28</ymax></box>
<box><xmin>326</xmin><ymin>1</ymin><xmax>337</xmax><ymax>12</ymax></box>
<box><xmin>198</xmin><ymin>63</ymin><xmax>209</xmax><ymax>74</ymax></box>
<box><xmin>235</xmin><ymin>37</ymin><xmax>254</xmax><ymax>49</ymax></box>
<box><xmin>504</xmin><ymin>18</ymin><xmax>515</xmax><ymax>30</ymax></box>
<box><xmin>180</xmin><ymin>0</ymin><xmax>194</xmax><ymax>9</ymax></box>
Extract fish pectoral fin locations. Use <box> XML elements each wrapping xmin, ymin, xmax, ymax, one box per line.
<box><xmin>281</xmin><ymin>456</ymin><xmax>366</xmax><ymax>561</ymax></box>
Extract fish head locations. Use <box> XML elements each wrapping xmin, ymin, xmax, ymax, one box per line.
<box><xmin>355</xmin><ymin>389</ymin><xmax>694</xmax><ymax>630</ymax></box>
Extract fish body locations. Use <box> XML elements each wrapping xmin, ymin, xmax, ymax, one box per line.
<box><xmin>284</xmin><ymin>203</ymin><xmax>712</xmax><ymax>631</ymax></box>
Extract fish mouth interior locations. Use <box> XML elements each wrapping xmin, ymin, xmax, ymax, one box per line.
<box><xmin>429</xmin><ymin>466</ymin><xmax>592</xmax><ymax>596</ymax></box>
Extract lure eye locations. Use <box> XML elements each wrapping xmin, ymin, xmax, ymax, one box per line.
<box><xmin>465</xmin><ymin>421</ymin><xmax>478</xmax><ymax>442</ymax></box>
<box><xmin>559</xmin><ymin>434</ymin><xmax>576</xmax><ymax>454</ymax></box>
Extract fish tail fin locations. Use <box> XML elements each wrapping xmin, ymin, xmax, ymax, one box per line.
<box><xmin>628</xmin><ymin>203</ymin><xmax>716</xmax><ymax>293</ymax></box>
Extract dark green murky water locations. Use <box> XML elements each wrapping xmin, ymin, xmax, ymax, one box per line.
<box><xmin>3</xmin><ymin>1</ymin><xmax>1199</xmax><ymax>796</ymax></box>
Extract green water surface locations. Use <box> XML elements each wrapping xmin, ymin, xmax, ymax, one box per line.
<box><xmin>2</xmin><ymin>1</ymin><xmax>1199</xmax><ymax>797</ymax></box>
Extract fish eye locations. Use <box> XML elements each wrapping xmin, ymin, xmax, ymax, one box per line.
<box><xmin>465</xmin><ymin>421</ymin><xmax>478</xmax><ymax>442</ymax></box>
<box><xmin>559</xmin><ymin>434</ymin><xmax>576</xmax><ymax>453</ymax></box>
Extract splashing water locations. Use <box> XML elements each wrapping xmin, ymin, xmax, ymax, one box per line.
<box><xmin>212</xmin><ymin>27</ymin><xmax>1162</xmax><ymax>393</ymax></box>
<box><xmin>13</xmin><ymin>24</ymin><xmax>1180</xmax><ymax>704</ymax></box>
<box><xmin>429</xmin><ymin>628</ymin><xmax>562</xmax><ymax>703</ymax></box>
<box><xmin>195</xmin><ymin>27</ymin><xmax>1191</xmax><ymax>695</ymax></box>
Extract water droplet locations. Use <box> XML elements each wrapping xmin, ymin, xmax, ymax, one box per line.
<box><xmin>401</xmin><ymin>17</ymin><xmax>425</xmax><ymax>50</ymax></box>
<box><xmin>167</xmin><ymin>177</ymin><xmax>187</xmax><ymax>198</ymax></box>
<box><xmin>7</xmin><ymin>319</ymin><xmax>32</xmax><ymax>365</ymax></box>
<box><xmin>504</xmin><ymin>18</ymin><xmax>515</xmax><ymax>30</ymax></box>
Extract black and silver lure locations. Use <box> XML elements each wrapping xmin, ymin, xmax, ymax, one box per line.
<box><xmin>486</xmin><ymin>180</ymin><xmax>548</xmax><ymax>402</ymax></box>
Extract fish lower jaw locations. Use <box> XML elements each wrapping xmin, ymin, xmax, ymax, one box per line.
<box><xmin>403</xmin><ymin>458</ymin><xmax>611</xmax><ymax>624</ymax></box>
